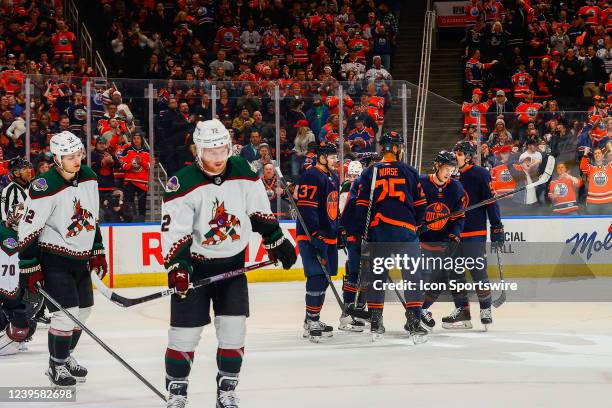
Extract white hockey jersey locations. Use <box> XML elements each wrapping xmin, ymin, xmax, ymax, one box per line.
<box><xmin>0</xmin><ymin>224</ymin><xmax>20</xmax><ymax>299</ymax></box>
<box><xmin>18</xmin><ymin>165</ymin><xmax>104</xmax><ymax>269</ymax></box>
<box><xmin>162</xmin><ymin>156</ymin><xmax>282</xmax><ymax>267</ymax></box>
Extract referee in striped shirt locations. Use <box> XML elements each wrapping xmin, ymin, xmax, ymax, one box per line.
<box><xmin>1</xmin><ymin>157</ymin><xmax>33</xmax><ymax>221</ymax></box>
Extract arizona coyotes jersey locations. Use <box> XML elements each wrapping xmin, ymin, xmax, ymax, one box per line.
<box><xmin>0</xmin><ymin>224</ymin><xmax>20</xmax><ymax>299</ymax></box>
<box><xmin>162</xmin><ymin>156</ymin><xmax>281</xmax><ymax>267</ymax></box>
<box><xmin>548</xmin><ymin>177</ymin><xmax>581</xmax><ymax>213</ymax></box>
<box><xmin>580</xmin><ymin>157</ymin><xmax>612</xmax><ymax>205</ymax></box>
<box><xmin>18</xmin><ymin>166</ymin><xmax>103</xmax><ymax>268</ymax></box>
<box><xmin>419</xmin><ymin>175</ymin><xmax>467</xmax><ymax>244</ymax></box>
<box><xmin>355</xmin><ymin>161</ymin><xmax>427</xmax><ymax>234</ymax></box>
<box><xmin>295</xmin><ymin>166</ymin><xmax>339</xmax><ymax>242</ymax></box>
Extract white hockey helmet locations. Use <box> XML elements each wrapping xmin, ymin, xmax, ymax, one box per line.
<box><xmin>193</xmin><ymin>119</ymin><xmax>232</xmax><ymax>158</ymax></box>
<box><xmin>347</xmin><ymin>160</ymin><xmax>363</xmax><ymax>177</ymax></box>
<box><xmin>50</xmin><ymin>131</ymin><xmax>84</xmax><ymax>159</ymax></box>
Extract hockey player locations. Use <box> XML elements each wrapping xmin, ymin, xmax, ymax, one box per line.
<box><xmin>1</xmin><ymin>157</ymin><xmax>33</xmax><ymax>221</ymax></box>
<box><xmin>0</xmin><ymin>203</ymin><xmax>38</xmax><ymax>355</ymax></box>
<box><xmin>18</xmin><ymin>131</ymin><xmax>107</xmax><ymax>387</ymax></box>
<box><xmin>354</xmin><ymin>131</ymin><xmax>428</xmax><ymax>341</ymax></box>
<box><xmin>296</xmin><ymin>141</ymin><xmax>340</xmax><ymax>342</ymax></box>
<box><xmin>443</xmin><ymin>141</ymin><xmax>504</xmax><ymax>329</ymax></box>
<box><xmin>161</xmin><ymin>119</ymin><xmax>296</xmax><ymax>408</ymax></box>
<box><xmin>338</xmin><ymin>160</ymin><xmax>365</xmax><ymax>332</ymax></box>
<box><xmin>418</xmin><ymin>152</ymin><xmax>467</xmax><ymax>330</ymax></box>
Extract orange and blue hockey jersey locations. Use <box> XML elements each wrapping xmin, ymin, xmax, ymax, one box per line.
<box><xmin>296</xmin><ymin>165</ymin><xmax>340</xmax><ymax>243</ymax></box>
<box><xmin>354</xmin><ymin>161</ymin><xmax>427</xmax><ymax>233</ymax></box>
<box><xmin>457</xmin><ymin>164</ymin><xmax>502</xmax><ymax>238</ymax></box>
<box><xmin>419</xmin><ymin>175</ymin><xmax>467</xmax><ymax>243</ymax></box>
<box><xmin>340</xmin><ymin>175</ymin><xmax>362</xmax><ymax>236</ymax></box>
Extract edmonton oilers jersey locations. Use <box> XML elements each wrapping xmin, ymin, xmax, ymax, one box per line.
<box><xmin>355</xmin><ymin>161</ymin><xmax>427</xmax><ymax>233</ymax></box>
<box><xmin>296</xmin><ymin>166</ymin><xmax>340</xmax><ymax>241</ymax></box>
<box><xmin>419</xmin><ymin>175</ymin><xmax>467</xmax><ymax>242</ymax></box>
<box><xmin>457</xmin><ymin>164</ymin><xmax>502</xmax><ymax>238</ymax></box>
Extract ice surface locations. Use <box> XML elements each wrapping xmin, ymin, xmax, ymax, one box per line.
<box><xmin>2</xmin><ymin>281</ymin><xmax>612</xmax><ymax>408</ymax></box>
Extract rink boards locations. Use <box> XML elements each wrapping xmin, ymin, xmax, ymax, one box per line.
<box><xmin>98</xmin><ymin>216</ymin><xmax>612</xmax><ymax>288</ymax></box>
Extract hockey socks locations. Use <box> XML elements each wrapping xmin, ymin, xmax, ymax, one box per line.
<box><xmin>476</xmin><ymin>287</ymin><xmax>492</xmax><ymax>310</ymax></box>
<box><xmin>342</xmin><ymin>279</ymin><xmax>358</xmax><ymax>304</ymax></box>
<box><xmin>165</xmin><ymin>348</ymin><xmax>194</xmax><ymax>390</ymax></box>
<box><xmin>305</xmin><ymin>275</ymin><xmax>328</xmax><ymax>322</ymax></box>
<box><xmin>48</xmin><ymin>328</ymin><xmax>72</xmax><ymax>364</ymax></box>
<box><xmin>216</xmin><ymin>347</ymin><xmax>244</xmax><ymax>374</ymax></box>
<box><xmin>69</xmin><ymin>329</ymin><xmax>82</xmax><ymax>353</ymax></box>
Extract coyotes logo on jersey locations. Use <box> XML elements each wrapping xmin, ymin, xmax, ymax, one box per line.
<box><xmin>202</xmin><ymin>199</ymin><xmax>241</xmax><ymax>245</ymax></box>
<box><xmin>66</xmin><ymin>199</ymin><xmax>95</xmax><ymax>238</ymax></box>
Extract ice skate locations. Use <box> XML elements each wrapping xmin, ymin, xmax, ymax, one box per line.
<box><xmin>46</xmin><ymin>360</ymin><xmax>77</xmax><ymax>388</ymax></box>
<box><xmin>338</xmin><ymin>312</ymin><xmax>365</xmax><ymax>332</ymax></box>
<box><xmin>216</xmin><ymin>375</ymin><xmax>239</xmax><ymax>408</ymax></box>
<box><xmin>441</xmin><ymin>306</ymin><xmax>473</xmax><ymax>329</ymax></box>
<box><xmin>167</xmin><ymin>381</ymin><xmax>188</xmax><ymax>408</ymax></box>
<box><xmin>404</xmin><ymin>311</ymin><xmax>428</xmax><ymax>344</ymax></box>
<box><xmin>67</xmin><ymin>355</ymin><xmax>87</xmax><ymax>383</ymax></box>
<box><xmin>303</xmin><ymin>319</ymin><xmax>333</xmax><ymax>343</ymax></box>
<box><xmin>0</xmin><ymin>331</ymin><xmax>20</xmax><ymax>356</ymax></box>
<box><xmin>480</xmin><ymin>307</ymin><xmax>493</xmax><ymax>330</ymax></box>
<box><xmin>420</xmin><ymin>309</ymin><xmax>435</xmax><ymax>331</ymax></box>
<box><xmin>370</xmin><ymin>310</ymin><xmax>385</xmax><ymax>341</ymax></box>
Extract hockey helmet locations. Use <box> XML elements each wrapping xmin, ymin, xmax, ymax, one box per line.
<box><xmin>433</xmin><ymin>150</ymin><xmax>458</xmax><ymax>168</ymax></box>
<box><xmin>193</xmin><ymin>119</ymin><xmax>232</xmax><ymax>159</ymax></box>
<box><xmin>8</xmin><ymin>157</ymin><xmax>33</xmax><ymax>174</ymax></box>
<box><xmin>315</xmin><ymin>141</ymin><xmax>338</xmax><ymax>157</ymax></box>
<box><xmin>379</xmin><ymin>131</ymin><xmax>404</xmax><ymax>147</ymax></box>
<box><xmin>50</xmin><ymin>131</ymin><xmax>84</xmax><ymax>159</ymax></box>
<box><xmin>347</xmin><ymin>160</ymin><xmax>363</xmax><ymax>177</ymax></box>
<box><xmin>453</xmin><ymin>140</ymin><xmax>476</xmax><ymax>158</ymax></box>
<box><xmin>358</xmin><ymin>152</ymin><xmax>382</xmax><ymax>167</ymax></box>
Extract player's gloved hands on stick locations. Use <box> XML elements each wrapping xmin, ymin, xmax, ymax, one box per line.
<box><xmin>310</xmin><ymin>231</ymin><xmax>328</xmax><ymax>253</ymax></box>
<box><xmin>444</xmin><ymin>234</ymin><xmax>461</xmax><ymax>257</ymax></box>
<box><xmin>490</xmin><ymin>224</ymin><xmax>505</xmax><ymax>250</ymax></box>
<box><xmin>264</xmin><ymin>230</ymin><xmax>297</xmax><ymax>270</ymax></box>
<box><xmin>90</xmin><ymin>250</ymin><xmax>108</xmax><ymax>280</ymax></box>
<box><xmin>416</xmin><ymin>224</ymin><xmax>430</xmax><ymax>236</ymax></box>
<box><xmin>168</xmin><ymin>262</ymin><xmax>191</xmax><ymax>297</ymax></box>
<box><xmin>19</xmin><ymin>263</ymin><xmax>44</xmax><ymax>294</ymax></box>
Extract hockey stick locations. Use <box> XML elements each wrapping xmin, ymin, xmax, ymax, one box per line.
<box><xmin>492</xmin><ymin>248</ymin><xmax>506</xmax><ymax>308</ymax></box>
<box><xmin>92</xmin><ymin>260</ymin><xmax>276</xmax><ymax>308</ymax></box>
<box><xmin>35</xmin><ymin>283</ymin><xmax>166</xmax><ymax>402</ymax></box>
<box><xmin>423</xmin><ymin>156</ymin><xmax>556</xmax><ymax>229</ymax></box>
<box><xmin>274</xmin><ymin>166</ymin><xmax>369</xmax><ymax>320</ymax></box>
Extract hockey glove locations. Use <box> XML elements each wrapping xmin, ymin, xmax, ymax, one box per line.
<box><xmin>167</xmin><ymin>262</ymin><xmax>192</xmax><ymax>297</ymax></box>
<box><xmin>89</xmin><ymin>250</ymin><xmax>108</xmax><ymax>280</ymax></box>
<box><xmin>19</xmin><ymin>262</ymin><xmax>44</xmax><ymax>295</ymax></box>
<box><xmin>264</xmin><ymin>230</ymin><xmax>297</xmax><ymax>270</ymax></box>
<box><xmin>310</xmin><ymin>231</ymin><xmax>328</xmax><ymax>254</ymax></box>
<box><xmin>490</xmin><ymin>224</ymin><xmax>505</xmax><ymax>250</ymax></box>
<box><xmin>444</xmin><ymin>234</ymin><xmax>461</xmax><ymax>257</ymax></box>
<box><xmin>337</xmin><ymin>228</ymin><xmax>347</xmax><ymax>250</ymax></box>
<box><xmin>416</xmin><ymin>224</ymin><xmax>430</xmax><ymax>236</ymax></box>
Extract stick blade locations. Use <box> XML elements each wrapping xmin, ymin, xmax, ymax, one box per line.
<box><xmin>492</xmin><ymin>291</ymin><xmax>506</xmax><ymax>308</ymax></box>
<box><xmin>345</xmin><ymin>303</ymin><xmax>371</xmax><ymax>319</ymax></box>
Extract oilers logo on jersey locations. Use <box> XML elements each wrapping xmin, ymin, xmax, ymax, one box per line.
<box><xmin>553</xmin><ymin>182</ymin><xmax>569</xmax><ymax>197</ymax></box>
<box><xmin>326</xmin><ymin>191</ymin><xmax>339</xmax><ymax>221</ymax></box>
<box><xmin>594</xmin><ymin>171</ymin><xmax>608</xmax><ymax>186</ymax></box>
<box><xmin>425</xmin><ymin>202</ymin><xmax>451</xmax><ymax>231</ymax></box>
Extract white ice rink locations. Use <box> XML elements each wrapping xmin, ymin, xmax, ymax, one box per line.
<box><xmin>2</xmin><ymin>281</ymin><xmax>612</xmax><ymax>408</ymax></box>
